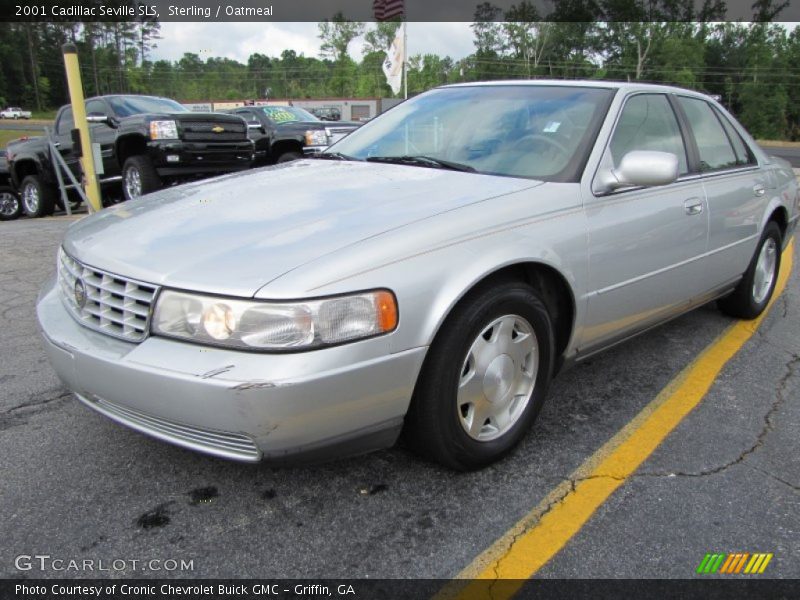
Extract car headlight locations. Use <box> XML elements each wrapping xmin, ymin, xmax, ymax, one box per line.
<box><xmin>150</xmin><ymin>120</ymin><xmax>179</xmax><ymax>140</ymax></box>
<box><xmin>305</xmin><ymin>129</ymin><xmax>328</xmax><ymax>146</ymax></box>
<box><xmin>152</xmin><ymin>289</ymin><xmax>398</xmax><ymax>351</ymax></box>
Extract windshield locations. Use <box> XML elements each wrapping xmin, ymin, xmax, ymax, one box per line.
<box><xmin>106</xmin><ymin>96</ymin><xmax>188</xmax><ymax>117</ymax></box>
<box><xmin>261</xmin><ymin>106</ymin><xmax>319</xmax><ymax>124</ymax></box>
<box><xmin>330</xmin><ymin>85</ymin><xmax>613</xmax><ymax>181</ymax></box>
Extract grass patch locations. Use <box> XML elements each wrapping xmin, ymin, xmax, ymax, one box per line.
<box><xmin>0</xmin><ymin>129</ymin><xmax>42</xmax><ymax>149</ymax></box>
<box><xmin>756</xmin><ymin>139</ymin><xmax>800</xmax><ymax>148</ymax></box>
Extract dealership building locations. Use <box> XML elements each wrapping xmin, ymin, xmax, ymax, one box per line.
<box><xmin>181</xmin><ymin>97</ymin><xmax>404</xmax><ymax>121</ymax></box>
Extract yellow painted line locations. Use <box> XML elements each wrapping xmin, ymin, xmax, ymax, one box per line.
<box><xmin>440</xmin><ymin>240</ymin><xmax>794</xmax><ymax>598</ymax></box>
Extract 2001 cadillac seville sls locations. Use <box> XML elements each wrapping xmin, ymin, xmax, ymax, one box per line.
<box><xmin>38</xmin><ymin>81</ymin><xmax>798</xmax><ymax>470</ymax></box>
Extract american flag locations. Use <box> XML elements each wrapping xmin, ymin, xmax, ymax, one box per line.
<box><xmin>373</xmin><ymin>0</ymin><xmax>405</xmax><ymax>21</ymax></box>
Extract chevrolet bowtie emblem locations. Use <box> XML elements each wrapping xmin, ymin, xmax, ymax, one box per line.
<box><xmin>212</xmin><ymin>126</ymin><xmax>225</xmax><ymax>133</ymax></box>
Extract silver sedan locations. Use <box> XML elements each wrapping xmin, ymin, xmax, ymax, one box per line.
<box><xmin>37</xmin><ymin>81</ymin><xmax>798</xmax><ymax>470</ymax></box>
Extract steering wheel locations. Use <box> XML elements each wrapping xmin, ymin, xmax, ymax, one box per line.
<box><xmin>508</xmin><ymin>133</ymin><xmax>570</xmax><ymax>157</ymax></box>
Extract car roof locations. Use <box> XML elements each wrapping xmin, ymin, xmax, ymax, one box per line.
<box><xmin>441</xmin><ymin>79</ymin><xmax>715</xmax><ymax>101</ymax></box>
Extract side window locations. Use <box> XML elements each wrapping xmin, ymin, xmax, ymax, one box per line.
<box><xmin>56</xmin><ymin>107</ymin><xmax>74</xmax><ymax>135</ymax></box>
<box><xmin>714</xmin><ymin>108</ymin><xmax>755</xmax><ymax>166</ymax></box>
<box><xmin>607</xmin><ymin>94</ymin><xmax>688</xmax><ymax>175</ymax></box>
<box><xmin>86</xmin><ymin>99</ymin><xmax>107</xmax><ymax>117</ymax></box>
<box><xmin>678</xmin><ymin>97</ymin><xmax>738</xmax><ymax>171</ymax></box>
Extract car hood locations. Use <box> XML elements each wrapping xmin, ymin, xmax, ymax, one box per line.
<box><xmin>64</xmin><ymin>160</ymin><xmax>541</xmax><ymax>297</ymax></box>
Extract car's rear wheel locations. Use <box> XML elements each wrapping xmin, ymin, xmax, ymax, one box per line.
<box><xmin>718</xmin><ymin>221</ymin><xmax>782</xmax><ymax>319</ymax></box>
<box><xmin>0</xmin><ymin>186</ymin><xmax>21</xmax><ymax>220</ymax></box>
<box><xmin>404</xmin><ymin>281</ymin><xmax>554</xmax><ymax>470</ymax></box>
<box><xmin>20</xmin><ymin>175</ymin><xmax>56</xmax><ymax>218</ymax></box>
<box><xmin>122</xmin><ymin>155</ymin><xmax>162</xmax><ymax>200</ymax></box>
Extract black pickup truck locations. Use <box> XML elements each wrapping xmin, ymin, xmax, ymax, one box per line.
<box><xmin>7</xmin><ymin>95</ymin><xmax>254</xmax><ymax>216</ymax></box>
<box><xmin>222</xmin><ymin>105</ymin><xmax>360</xmax><ymax>166</ymax></box>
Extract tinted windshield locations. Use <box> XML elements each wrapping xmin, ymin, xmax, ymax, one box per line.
<box><xmin>330</xmin><ymin>85</ymin><xmax>613</xmax><ymax>180</ymax></box>
<box><xmin>106</xmin><ymin>96</ymin><xmax>188</xmax><ymax>117</ymax></box>
<box><xmin>261</xmin><ymin>106</ymin><xmax>318</xmax><ymax>124</ymax></box>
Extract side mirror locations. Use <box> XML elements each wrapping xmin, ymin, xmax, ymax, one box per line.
<box><xmin>87</xmin><ymin>112</ymin><xmax>113</xmax><ymax>126</ymax></box>
<box><xmin>595</xmin><ymin>150</ymin><xmax>679</xmax><ymax>193</ymax></box>
<box><xmin>247</xmin><ymin>123</ymin><xmax>265</xmax><ymax>133</ymax></box>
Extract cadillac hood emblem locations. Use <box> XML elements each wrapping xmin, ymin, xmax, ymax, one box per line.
<box><xmin>74</xmin><ymin>279</ymin><xmax>87</xmax><ymax>308</ymax></box>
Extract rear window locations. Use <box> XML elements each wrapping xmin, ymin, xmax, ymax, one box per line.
<box><xmin>678</xmin><ymin>97</ymin><xmax>738</xmax><ymax>171</ymax></box>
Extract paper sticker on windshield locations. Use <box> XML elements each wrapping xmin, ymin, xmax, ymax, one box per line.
<box><xmin>262</xmin><ymin>107</ymin><xmax>297</xmax><ymax>123</ymax></box>
<box><xmin>543</xmin><ymin>121</ymin><xmax>561</xmax><ymax>133</ymax></box>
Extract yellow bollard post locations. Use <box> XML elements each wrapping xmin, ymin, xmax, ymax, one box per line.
<box><xmin>61</xmin><ymin>43</ymin><xmax>102</xmax><ymax>213</ymax></box>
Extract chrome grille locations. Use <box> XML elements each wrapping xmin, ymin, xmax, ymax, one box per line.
<box><xmin>181</xmin><ymin>120</ymin><xmax>247</xmax><ymax>142</ymax></box>
<box><xmin>57</xmin><ymin>249</ymin><xmax>158</xmax><ymax>342</ymax></box>
<box><xmin>78</xmin><ymin>394</ymin><xmax>261</xmax><ymax>462</ymax></box>
<box><xmin>325</xmin><ymin>126</ymin><xmax>357</xmax><ymax>145</ymax></box>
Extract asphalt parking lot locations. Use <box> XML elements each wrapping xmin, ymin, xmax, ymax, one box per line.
<box><xmin>1</xmin><ymin>216</ymin><xmax>798</xmax><ymax>582</ymax></box>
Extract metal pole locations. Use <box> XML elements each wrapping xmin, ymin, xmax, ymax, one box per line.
<box><xmin>62</xmin><ymin>43</ymin><xmax>102</xmax><ymax>213</ymax></box>
<box><xmin>45</xmin><ymin>126</ymin><xmax>72</xmax><ymax>216</ymax></box>
<box><xmin>403</xmin><ymin>21</ymin><xmax>408</xmax><ymax>100</ymax></box>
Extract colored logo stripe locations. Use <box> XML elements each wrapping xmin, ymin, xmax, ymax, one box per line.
<box><xmin>697</xmin><ymin>553</ymin><xmax>773</xmax><ymax>574</ymax></box>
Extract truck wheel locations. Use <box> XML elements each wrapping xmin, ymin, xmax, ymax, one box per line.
<box><xmin>277</xmin><ymin>151</ymin><xmax>302</xmax><ymax>163</ymax></box>
<box><xmin>56</xmin><ymin>196</ymin><xmax>83</xmax><ymax>212</ymax></box>
<box><xmin>122</xmin><ymin>155</ymin><xmax>162</xmax><ymax>200</ymax></box>
<box><xmin>20</xmin><ymin>175</ymin><xmax>56</xmax><ymax>218</ymax></box>
<box><xmin>0</xmin><ymin>186</ymin><xmax>21</xmax><ymax>221</ymax></box>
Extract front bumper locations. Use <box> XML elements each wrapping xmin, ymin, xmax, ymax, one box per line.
<box><xmin>302</xmin><ymin>145</ymin><xmax>328</xmax><ymax>156</ymax></box>
<box><xmin>37</xmin><ymin>276</ymin><xmax>426</xmax><ymax>463</ymax></box>
<box><xmin>148</xmin><ymin>140</ymin><xmax>254</xmax><ymax>176</ymax></box>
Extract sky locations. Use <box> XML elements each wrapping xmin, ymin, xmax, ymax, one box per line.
<box><xmin>151</xmin><ymin>22</ymin><xmax>476</xmax><ymax>64</ymax></box>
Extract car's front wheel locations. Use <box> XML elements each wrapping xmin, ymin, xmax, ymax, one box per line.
<box><xmin>0</xmin><ymin>186</ymin><xmax>21</xmax><ymax>221</ymax></box>
<box><xmin>122</xmin><ymin>155</ymin><xmax>162</xmax><ymax>200</ymax></box>
<box><xmin>405</xmin><ymin>281</ymin><xmax>554</xmax><ymax>470</ymax></box>
<box><xmin>718</xmin><ymin>221</ymin><xmax>782</xmax><ymax>319</ymax></box>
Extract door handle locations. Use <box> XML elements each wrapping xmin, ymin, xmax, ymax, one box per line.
<box><xmin>52</xmin><ymin>141</ymin><xmax>61</xmax><ymax>148</ymax></box>
<box><xmin>753</xmin><ymin>184</ymin><xmax>766</xmax><ymax>197</ymax></box>
<box><xmin>683</xmin><ymin>198</ymin><xmax>704</xmax><ymax>216</ymax></box>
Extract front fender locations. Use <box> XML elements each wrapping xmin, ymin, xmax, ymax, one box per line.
<box><xmin>261</xmin><ymin>183</ymin><xmax>589</xmax><ymax>357</ymax></box>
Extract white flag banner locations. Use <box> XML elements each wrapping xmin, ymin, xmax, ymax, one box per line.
<box><xmin>382</xmin><ymin>32</ymin><xmax>404</xmax><ymax>96</ymax></box>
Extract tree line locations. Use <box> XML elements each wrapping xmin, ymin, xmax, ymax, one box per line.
<box><xmin>0</xmin><ymin>0</ymin><xmax>798</xmax><ymax>139</ymax></box>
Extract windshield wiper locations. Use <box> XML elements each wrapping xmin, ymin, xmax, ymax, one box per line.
<box><xmin>366</xmin><ymin>155</ymin><xmax>475</xmax><ymax>172</ymax></box>
<box><xmin>310</xmin><ymin>152</ymin><xmax>359</xmax><ymax>161</ymax></box>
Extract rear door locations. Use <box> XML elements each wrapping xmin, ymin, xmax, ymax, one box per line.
<box><xmin>581</xmin><ymin>92</ymin><xmax>709</xmax><ymax>351</ymax></box>
<box><xmin>675</xmin><ymin>96</ymin><xmax>766</xmax><ymax>287</ymax></box>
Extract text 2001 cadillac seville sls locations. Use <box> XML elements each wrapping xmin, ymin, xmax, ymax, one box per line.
<box><xmin>38</xmin><ymin>81</ymin><xmax>798</xmax><ymax>470</ymax></box>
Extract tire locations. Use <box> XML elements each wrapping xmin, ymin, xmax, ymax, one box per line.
<box><xmin>276</xmin><ymin>151</ymin><xmax>302</xmax><ymax>163</ymax></box>
<box><xmin>718</xmin><ymin>221</ymin><xmax>782</xmax><ymax>319</ymax></box>
<box><xmin>20</xmin><ymin>174</ymin><xmax>56</xmax><ymax>218</ymax></box>
<box><xmin>56</xmin><ymin>196</ymin><xmax>83</xmax><ymax>212</ymax></box>
<box><xmin>122</xmin><ymin>155</ymin><xmax>162</xmax><ymax>200</ymax></box>
<box><xmin>404</xmin><ymin>281</ymin><xmax>555</xmax><ymax>470</ymax></box>
<box><xmin>0</xmin><ymin>186</ymin><xmax>21</xmax><ymax>221</ymax></box>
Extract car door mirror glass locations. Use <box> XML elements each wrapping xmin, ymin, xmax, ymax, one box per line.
<box><xmin>596</xmin><ymin>150</ymin><xmax>679</xmax><ymax>193</ymax></box>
